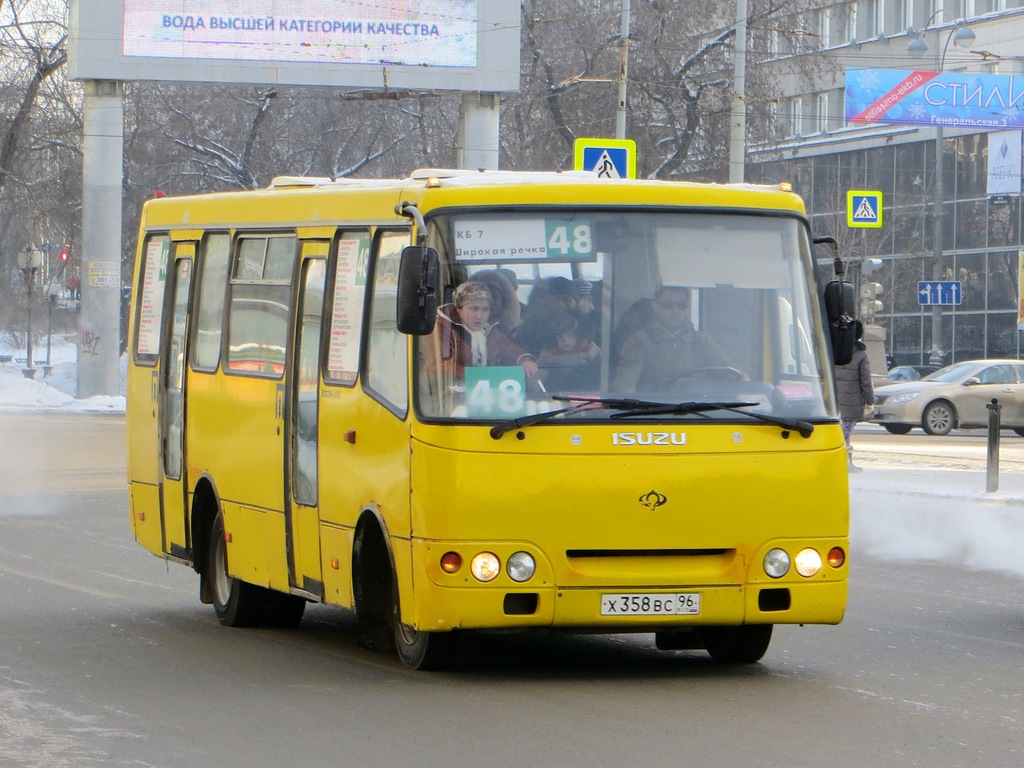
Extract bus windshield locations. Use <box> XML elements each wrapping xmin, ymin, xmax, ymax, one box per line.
<box><xmin>415</xmin><ymin>209</ymin><xmax>835</xmax><ymax>424</ymax></box>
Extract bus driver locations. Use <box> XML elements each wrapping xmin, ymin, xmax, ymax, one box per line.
<box><xmin>612</xmin><ymin>285</ymin><xmax>732</xmax><ymax>392</ymax></box>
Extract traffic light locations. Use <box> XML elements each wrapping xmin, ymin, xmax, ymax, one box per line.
<box><xmin>59</xmin><ymin>244</ymin><xmax>70</xmax><ymax>263</ymax></box>
<box><xmin>862</xmin><ymin>258</ymin><xmax>883</xmax><ymax>277</ymax></box>
<box><xmin>860</xmin><ymin>282</ymin><xmax>884</xmax><ymax>323</ymax></box>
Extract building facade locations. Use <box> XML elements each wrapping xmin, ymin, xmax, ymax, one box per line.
<box><xmin>747</xmin><ymin>1</ymin><xmax>1024</xmax><ymax>366</ymax></box>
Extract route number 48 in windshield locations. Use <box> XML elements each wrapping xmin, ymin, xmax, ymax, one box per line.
<box><xmin>545</xmin><ymin>220</ymin><xmax>592</xmax><ymax>259</ymax></box>
<box><xmin>465</xmin><ymin>366</ymin><xmax>527</xmax><ymax>418</ymax></box>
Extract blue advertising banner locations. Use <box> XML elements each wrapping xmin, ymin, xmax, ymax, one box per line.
<box><xmin>845</xmin><ymin>69</ymin><xmax>1024</xmax><ymax>130</ymax></box>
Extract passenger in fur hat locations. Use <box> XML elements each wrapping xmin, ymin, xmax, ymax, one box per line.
<box><xmin>424</xmin><ymin>281</ymin><xmax>538</xmax><ymax>381</ymax></box>
<box><xmin>472</xmin><ymin>269</ymin><xmax>522</xmax><ymax>331</ymax></box>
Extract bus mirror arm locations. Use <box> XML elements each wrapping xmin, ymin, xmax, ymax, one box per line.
<box><xmin>395</xmin><ymin>202</ymin><xmax>441</xmax><ymax>335</ymax></box>
<box><xmin>396</xmin><ymin>245</ymin><xmax>440</xmax><ymax>335</ymax></box>
<box><xmin>395</xmin><ymin>201</ymin><xmax>429</xmax><ymax>247</ymax></box>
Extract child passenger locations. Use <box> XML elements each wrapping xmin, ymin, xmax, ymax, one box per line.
<box><xmin>537</xmin><ymin>314</ymin><xmax>600</xmax><ymax>390</ymax></box>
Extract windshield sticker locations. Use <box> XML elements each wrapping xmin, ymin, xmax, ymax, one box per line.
<box><xmin>455</xmin><ymin>218</ymin><xmax>594</xmax><ymax>262</ymax></box>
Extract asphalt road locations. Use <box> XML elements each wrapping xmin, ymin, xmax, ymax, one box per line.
<box><xmin>1</xmin><ymin>413</ymin><xmax>1022</xmax><ymax>767</ymax></box>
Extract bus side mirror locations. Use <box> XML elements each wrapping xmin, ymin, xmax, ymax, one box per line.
<box><xmin>397</xmin><ymin>245</ymin><xmax>440</xmax><ymax>335</ymax></box>
<box><xmin>824</xmin><ymin>280</ymin><xmax>855</xmax><ymax>365</ymax></box>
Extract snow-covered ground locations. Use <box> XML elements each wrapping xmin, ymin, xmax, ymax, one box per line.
<box><xmin>0</xmin><ymin>334</ymin><xmax>125</xmax><ymax>412</ymax></box>
<box><xmin>850</xmin><ymin>466</ymin><xmax>1024</xmax><ymax>579</ymax></box>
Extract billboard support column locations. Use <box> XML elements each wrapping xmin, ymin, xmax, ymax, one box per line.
<box><xmin>457</xmin><ymin>92</ymin><xmax>500</xmax><ymax>171</ymax></box>
<box><xmin>78</xmin><ymin>80</ymin><xmax>124</xmax><ymax>398</ymax></box>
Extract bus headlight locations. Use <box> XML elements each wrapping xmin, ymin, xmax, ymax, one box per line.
<box><xmin>470</xmin><ymin>552</ymin><xmax>501</xmax><ymax>582</ymax></box>
<box><xmin>763</xmin><ymin>548</ymin><xmax>790</xmax><ymax>578</ymax></box>
<box><xmin>506</xmin><ymin>551</ymin><xmax>536</xmax><ymax>583</ymax></box>
<box><xmin>794</xmin><ymin>548</ymin><xmax>823</xmax><ymax>577</ymax></box>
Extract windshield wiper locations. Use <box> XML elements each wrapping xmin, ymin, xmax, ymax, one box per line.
<box><xmin>489</xmin><ymin>396</ymin><xmax>814</xmax><ymax>439</ymax></box>
<box><xmin>609</xmin><ymin>400</ymin><xmax>815</xmax><ymax>439</ymax></box>
<box><xmin>488</xmin><ymin>397</ymin><xmax>647</xmax><ymax>439</ymax></box>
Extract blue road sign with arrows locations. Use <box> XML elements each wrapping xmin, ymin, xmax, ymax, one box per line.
<box><xmin>918</xmin><ymin>281</ymin><xmax>962</xmax><ymax>306</ymax></box>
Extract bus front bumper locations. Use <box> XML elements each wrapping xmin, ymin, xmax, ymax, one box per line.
<box><xmin>410</xmin><ymin>579</ymin><xmax>847</xmax><ymax>632</ymax></box>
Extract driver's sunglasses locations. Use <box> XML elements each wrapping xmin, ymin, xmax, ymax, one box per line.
<box><xmin>657</xmin><ymin>300</ymin><xmax>689</xmax><ymax>310</ymax></box>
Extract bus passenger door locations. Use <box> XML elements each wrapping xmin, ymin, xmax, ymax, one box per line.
<box><xmin>159</xmin><ymin>245</ymin><xmax>195</xmax><ymax>555</ymax></box>
<box><xmin>127</xmin><ymin>234</ymin><xmax>171</xmax><ymax>557</ymax></box>
<box><xmin>286</xmin><ymin>246</ymin><xmax>328</xmax><ymax>594</ymax></box>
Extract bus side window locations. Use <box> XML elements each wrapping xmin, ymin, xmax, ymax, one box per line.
<box><xmin>364</xmin><ymin>230</ymin><xmax>410</xmax><ymax>411</ymax></box>
<box><xmin>190</xmin><ymin>232</ymin><xmax>231</xmax><ymax>372</ymax></box>
<box><xmin>225</xmin><ymin>234</ymin><xmax>296</xmax><ymax>377</ymax></box>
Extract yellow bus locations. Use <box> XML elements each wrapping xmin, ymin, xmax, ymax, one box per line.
<box><xmin>126</xmin><ymin>169</ymin><xmax>851</xmax><ymax>669</ymax></box>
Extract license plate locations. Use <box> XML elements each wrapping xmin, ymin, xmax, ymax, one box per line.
<box><xmin>600</xmin><ymin>592</ymin><xmax>701</xmax><ymax>616</ymax></box>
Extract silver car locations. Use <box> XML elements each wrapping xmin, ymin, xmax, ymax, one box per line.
<box><xmin>869</xmin><ymin>359</ymin><xmax>1024</xmax><ymax>436</ymax></box>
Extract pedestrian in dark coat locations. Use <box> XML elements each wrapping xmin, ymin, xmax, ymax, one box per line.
<box><xmin>834</xmin><ymin>320</ymin><xmax>875</xmax><ymax>472</ymax></box>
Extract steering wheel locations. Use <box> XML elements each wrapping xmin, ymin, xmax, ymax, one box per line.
<box><xmin>676</xmin><ymin>366</ymin><xmax>747</xmax><ymax>381</ymax></box>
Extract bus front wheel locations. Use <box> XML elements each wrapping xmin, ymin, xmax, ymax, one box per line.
<box><xmin>207</xmin><ymin>511</ymin><xmax>265</xmax><ymax>627</ymax></box>
<box><xmin>702</xmin><ymin>625</ymin><xmax>773</xmax><ymax>663</ymax></box>
<box><xmin>393</xmin><ymin>618</ymin><xmax>455</xmax><ymax>671</ymax></box>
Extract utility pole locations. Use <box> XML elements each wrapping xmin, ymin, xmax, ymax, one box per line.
<box><xmin>615</xmin><ymin>0</ymin><xmax>630</xmax><ymax>140</ymax></box>
<box><xmin>907</xmin><ymin>18</ymin><xmax>977</xmax><ymax>365</ymax></box>
<box><xmin>729</xmin><ymin>0</ymin><xmax>748</xmax><ymax>183</ymax></box>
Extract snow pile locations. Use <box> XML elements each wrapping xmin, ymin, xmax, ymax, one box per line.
<box><xmin>0</xmin><ymin>335</ymin><xmax>125</xmax><ymax>413</ymax></box>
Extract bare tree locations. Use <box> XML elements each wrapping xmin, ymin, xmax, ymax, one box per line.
<box><xmin>507</xmin><ymin>0</ymin><xmax>829</xmax><ymax>180</ymax></box>
<box><xmin>0</xmin><ymin>0</ymin><xmax>77</xmax><ymax>335</ymax></box>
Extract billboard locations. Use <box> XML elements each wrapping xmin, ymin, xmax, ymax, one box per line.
<box><xmin>845</xmin><ymin>69</ymin><xmax>1024</xmax><ymax>130</ymax></box>
<box><xmin>69</xmin><ymin>0</ymin><xmax>520</xmax><ymax>91</ymax></box>
<box><xmin>988</xmin><ymin>130</ymin><xmax>1022</xmax><ymax>197</ymax></box>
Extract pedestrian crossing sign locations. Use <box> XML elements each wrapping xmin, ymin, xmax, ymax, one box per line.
<box><xmin>847</xmin><ymin>190</ymin><xmax>883</xmax><ymax>228</ymax></box>
<box><xmin>573</xmin><ymin>138</ymin><xmax>637</xmax><ymax>179</ymax></box>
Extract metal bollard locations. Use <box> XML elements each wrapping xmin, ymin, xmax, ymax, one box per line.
<box><xmin>986</xmin><ymin>398</ymin><xmax>1001</xmax><ymax>493</ymax></box>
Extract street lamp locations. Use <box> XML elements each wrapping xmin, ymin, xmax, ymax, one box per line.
<box><xmin>907</xmin><ymin>16</ymin><xmax>977</xmax><ymax>366</ymax></box>
<box><xmin>17</xmin><ymin>244</ymin><xmax>43</xmax><ymax>379</ymax></box>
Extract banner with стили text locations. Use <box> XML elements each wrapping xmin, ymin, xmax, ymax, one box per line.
<box><xmin>846</xmin><ymin>69</ymin><xmax>1024</xmax><ymax>130</ymax></box>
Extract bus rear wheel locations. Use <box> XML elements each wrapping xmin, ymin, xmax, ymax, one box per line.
<box><xmin>207</xmin><ymin>511</ymin><xmax>265</xmax><ymax>627</ymax></box>
<box><xmin>702</xmin><ymin>625</ymin><xmax>773</xmax><ymax>663</ymax></box>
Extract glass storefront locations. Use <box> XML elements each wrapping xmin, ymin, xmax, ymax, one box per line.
<box><xmin>751</xmin><ymin>133</ymin><xmax>1024</xmax><ymax>367</ymax></box>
